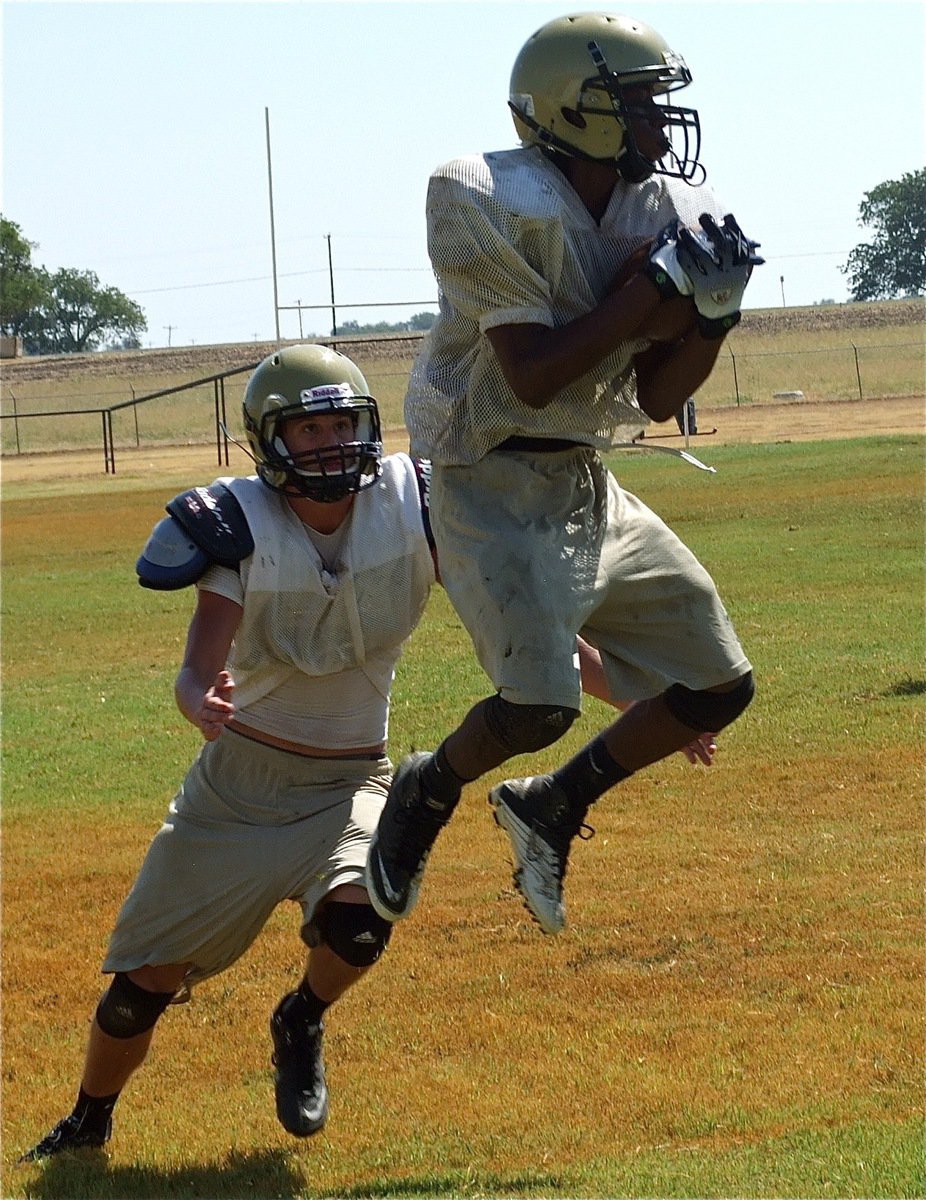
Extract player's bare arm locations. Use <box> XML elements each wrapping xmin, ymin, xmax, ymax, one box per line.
<box><xmin>485</xmin><ymin>271</ymin><xmax>662</xmax><ymax>408</ymax></box>
<box><xmin>174</xmin><ymin>587</ymin><xmax>242</xmax><ymax>739</ymax></box>
<box><xmin>633</xmin><ymin>328</ymin><xmax>725</xmax><ymax>421</ymax></box>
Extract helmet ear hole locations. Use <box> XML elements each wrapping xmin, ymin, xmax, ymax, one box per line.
<box><xmin>561</xmin><ymin>107</ymin><xmax>587</xmax><ymax>130</ymax></box>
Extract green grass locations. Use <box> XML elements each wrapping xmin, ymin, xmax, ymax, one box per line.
<box><xmin>2</xmin><ymin>437</ymin><xmax>923</xmax><ymax>1198</ymax></box>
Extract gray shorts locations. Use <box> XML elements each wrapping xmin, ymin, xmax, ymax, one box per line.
<box><xmin>103</xmin><ymin>730</ymin><xmax>391</xmax><ymax>987</ymax></box>
<box><xmin>431</xmin><ymin>447</ymin><xmax>751</xmax><ymax>708</ymax></box>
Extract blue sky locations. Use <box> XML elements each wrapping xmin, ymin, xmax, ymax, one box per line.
<box><xmin>3</xmin><ymin>0</ymin><xmax>923</xmax><ymax>348</ymax></box>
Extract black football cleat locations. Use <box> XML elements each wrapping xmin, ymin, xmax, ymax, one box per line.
<box><xmin>489</xmin><ymin>775</ymin><xmax>591</xmax><ymax>935</ymax></box>
<box><xmin>270</xmin><ymin>992</ymin><xmax>329</xmax><ymax>1137</ymax></box>
<box><xmin>366</xmin><ymin>751</ymin><xmax>454</xmax><ymax>922</ymax></box>
<box><xmin>19</xmin><ymin>1112</ymin><xmax>111</xmax><ymax>1162</ymax></box>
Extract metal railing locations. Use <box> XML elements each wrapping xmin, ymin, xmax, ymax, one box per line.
<box><xmin>1</xmin><ymin>363</ymin><xmax>256</xmax><ymax>474</ymax></box>
<box><xmin>2</xmin><ymin>335</ymin><xmax>922</xmax><ymax>471</ymax></box>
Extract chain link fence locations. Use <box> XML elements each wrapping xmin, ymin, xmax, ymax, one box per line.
<box><xmin>2</xmin><ymin>332</ymin><xmax>923</xmax><ymax>469</ymax></box>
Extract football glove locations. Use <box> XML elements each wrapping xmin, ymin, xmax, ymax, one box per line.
<box><xmin>643</xmin><ymin>220</ymin><xmax>695</xmax><ymax>300</ymax></box>
<box><xmin>677</xmin><ymin>213</ymin><xmax>764</xmax><ymax>338</ymax></box>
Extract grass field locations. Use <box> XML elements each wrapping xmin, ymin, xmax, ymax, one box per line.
<box><xmin>1</xmin><ymin>433</ymin><xmax>923</xmax><ymax>1199</ymax></box>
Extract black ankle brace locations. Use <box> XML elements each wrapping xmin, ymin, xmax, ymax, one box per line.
<box><xmin>74</xmin><ymin>1086</ymin><xmax>119</xmax><ymax>1136</ymax></box>
<box><xmin>420</xmin><ymin>744</ymin><xmax>464</xmax><ymax>809</ymax></box>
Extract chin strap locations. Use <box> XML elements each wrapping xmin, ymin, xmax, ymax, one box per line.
<box><xmin>612</xmin><ymin>441</ymin><xmax>716</xmax><ymax>473</ymax></box>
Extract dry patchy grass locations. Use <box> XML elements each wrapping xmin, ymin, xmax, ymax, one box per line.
<box><xmin>2</xmin><ymin>437</ymin><xmax>922</xmax><ymax>1197</ymax></box>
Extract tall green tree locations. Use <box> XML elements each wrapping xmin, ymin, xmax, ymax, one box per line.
<box><xmin>0</xmin><ymin>216</ymin><xmax>147</xmax><ymax>353</ymax></box>
<box><xmin>28</xmin><ymin>268</ymin><xmax>147</xmax><ymax>354</ymax></box>
<box><xmin>0</xmin><ymin>216</ymin><xmax>50</xmax><ymax>339</ymax></box>
<box><xmin>842</xmin><ymin>169</ymin><xmax>926</xmax><ymax>300</ymax></box>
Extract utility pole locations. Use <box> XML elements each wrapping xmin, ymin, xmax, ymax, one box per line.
<box><xmin>325</xmin><ymin>234</ymin><xmax>337</xmax><ymax>336</ymax></box>
<box><xmin>296</xmin><ymin>300</ymin><xmax>304</xmax><ymax>339</ymax></box>
<box><xmin>779</xmin><ymin>275</ymin><xmax>786</xmax><ymax>307</ymax></box>
<box><xmin>164</xmin><ymin>324</ymin><xmax>177</xmax><ymax>347</ymax></box>
<box><xmin>265</xmin><ymin>106</ymin><xmax>281</xmax><ymax>342</ymax></box>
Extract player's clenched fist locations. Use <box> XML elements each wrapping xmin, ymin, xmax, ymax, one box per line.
<box><xmin>609</xmin><ymin>230</ymin><xmax>698</xmax><ymax>344</ymax></box>
<box><xmin>197</xmin><ymin>669</ymin><xmax>236</xmax><ymax>740</ymax></box>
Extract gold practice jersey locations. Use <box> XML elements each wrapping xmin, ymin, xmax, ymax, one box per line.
<box><xmin>406</xmin><ymin>145</ymin><xmax>726</xmax><ymax>465</ymax></box>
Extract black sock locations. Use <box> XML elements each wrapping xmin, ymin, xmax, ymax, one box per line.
<box><xmin>74</xmin><ymin>1086</ymin><xmax>119</xmax><ymax>1135</ymax></box>
<box><xmin>552</xmin><ymin>735</ymin><xmax>633</xmax><ymax>808</ymax></box>
<box><xmin>293</xmin><ymin>979</ymin><xmax>330</xmax><ymax>1027</ymax></box>
<box><xmin>419</xmin><ymin>743</ymin><xmax>465</xmax><ymax>810</ymax></box>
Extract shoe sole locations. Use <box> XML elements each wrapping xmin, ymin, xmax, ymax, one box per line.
<box><xmin>488</xmin><ymin>785</ymin><xmax>565</xmax><ymax>935</ymax></box>
<box><xmin>365</xmin><ymin>834</ymin><xmax>417</xmax><ymax>922</ymax></box>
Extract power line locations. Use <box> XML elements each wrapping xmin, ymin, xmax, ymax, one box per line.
<box><xmin>772</xmin><ymin>250</ymin><xmax>850</xmax><ymax>260</ymax></box>
<box><xmin>127</xmin><ymin>247</ymin><xmax>849</xmax><ymax>301</ymax></box>
<box><xmin>130</xmin><ymin>265</ymin><xmax>434</xmax><ymax>296</ymax></box>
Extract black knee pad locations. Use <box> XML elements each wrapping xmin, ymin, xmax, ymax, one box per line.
<box><xmin>95</xmin><ymin>971</ymin><xmax>174</xmax><ymax>1039</ymax></box>
<box><xmin>316</xmin><ymin>901</ymin><xmax>392</xmax><ymax>969</ymax></box>
<box><xmin>664</xmin><ymin>671</ymin><xmax>755</xmax><ymax>733</ymax></box>
<box><xmin>483</xmin><ymin>695</ymin><xmax>579</xmax><ymax>756</ymax></box>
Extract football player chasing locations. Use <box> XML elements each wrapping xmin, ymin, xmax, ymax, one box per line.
<box><xmin>19</xmin><ymin>345</ymin><xmax>436</xmax><ymax>1159</ymax></box>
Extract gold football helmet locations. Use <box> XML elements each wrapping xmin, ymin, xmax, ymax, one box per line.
<box><xmin>243</xmin><ymin>344</ymin><xmax>382</xmax><ymax>501</ymax></box>
<box><xmin>509</xmin><ymin>12</ymin><xmax>702</xmax><ymax>182</ymax></box>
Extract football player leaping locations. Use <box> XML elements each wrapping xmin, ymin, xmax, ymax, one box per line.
<box><xmin>367</xmin><ymin>11</ymin><xmax>762</xmax><ymax>937</ymax></box>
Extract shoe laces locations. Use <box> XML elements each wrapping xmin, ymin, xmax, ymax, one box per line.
<box><xmin>532</xmin><ymin>801</ymin><xmax>595</xmax><ymax>875</ymax></box>
<box><xmin>20</xmin><ymin>1113</ymin><xmax>108</xmax><ymax>1162</ymax></box>
<box><xmin>391</xmin><ymin>802</ymin><xmax>448</xmax><ymax>871</ymax></box>
<box><xmin>272</xmin><ymin>994</ymin><xmax>323</xmax><ymax>1053</ymax></box>
<box><xmin>273</xmin><ymin>1019</ymin><xmax>321</xmax><ymax>1051</ymax></box>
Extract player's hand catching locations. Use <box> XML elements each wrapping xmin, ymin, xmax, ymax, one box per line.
<box><xmin>677</xmin><ymin>212</ymin><xmax>764</xmax><ymax>338</ymax></box>
<box><xmin>197</xmin><ymin>668</ymin><xmax>236</xmax><ymax>740</ymax></box>
<box><xmin>642</xmin><ymin>219</ymin><xmax>695</xmax><ymax>300</ymax></box>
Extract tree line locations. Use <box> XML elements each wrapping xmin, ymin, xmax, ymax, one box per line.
<box><xmin>2</xmin><ymin>170</ymin><xmax>922</xmax><ymax>355</ymax></box>
<box><xmin>0</xmin><ymin>218</ymin><xmax>147</xmax><ymax>354</ymax></box>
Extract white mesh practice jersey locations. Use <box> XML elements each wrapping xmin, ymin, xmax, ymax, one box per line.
<box><xmin>197</xmin><ymin>454</ymin><xmax>435</xmax><ymax>749</ymax></box>
<box><xmin>406</xmin><ymin>146</ymin><xmax>726</xmax><ymax>465</ymax></box>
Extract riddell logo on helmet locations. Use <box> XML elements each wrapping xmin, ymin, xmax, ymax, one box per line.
<box><xmin>302</xmin><ymin>384</ymin><xmax>354</xmax><ymax>402</ymax></box>
<box><xmin>710</xmin><ymin>288</ymin><xmax>733</xmax><ymax>306</ymax></box>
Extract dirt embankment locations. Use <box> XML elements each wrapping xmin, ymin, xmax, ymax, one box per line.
<box><xmin>4</xmin><ymin>299</ymin><xmax>923</xmax><ymax>386</ymax></box>
<box><xmin>735</xmin><ymin>297</ymin><xmax>923</xmax><ymax>335</ymax></box>
<box><xmin>1</xmin><ymin>300</ymin><xmax>922</xmax><ymax>482</ymax></box>
<box><xmin>1</xmin><ymin>335</ymin><xmax>423</xmax><ymax>385</ymax></box>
